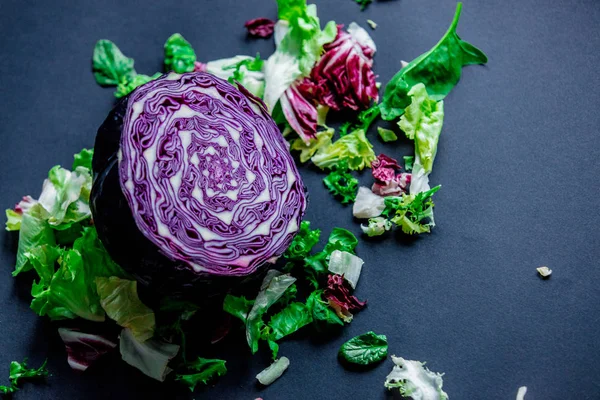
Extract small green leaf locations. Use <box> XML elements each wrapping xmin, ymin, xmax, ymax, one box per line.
<box><xmin>323</xmin><ymin>163</ymin><xmax>358</xmax><ymax>204</ymax></box>
<box><xmin>377</xmin><ymin>127</ymin><xmax>398</xmax><ymax>142</ymax></box>
<box><xmin>164</xmin><ymin>33</ymin><xmax>196</xmax><ymax>73</ymax></box>
<box><xmin>92</xmin><ymin>40</ymin><xmax>136</xmax><ymax>86</ymax></box>
<box><xmin>339</xmin><ymin>331</ymin><xmax>388</xmax><ymax>365</ymax></box>
<box><xmin>284</xmin><ymin>220</ymin><xmax>321</xmax><ymax>260</ymax></box>
<box><xmin>403</xmin><ymin>156</ymin><xmax>414</xmax><ymax>172</ymax></box>
<box><xmin>72</xmin><ymin>149</ymin><xmax>94</xmax><ymax>171</ymax></box>
<box><xmin>175</xmin><ymin>358</ymin><xmax>227</xmax><ymax>392</ymax></box>
<box><xmin>223</xmin><ymin>294</ymin><xmax>254</xmax><ymax>323</ymax></box>
<box><xmin>115</xmin><ymin>72</ymin><xmax>161</xmax><ymax>98</ymax></box>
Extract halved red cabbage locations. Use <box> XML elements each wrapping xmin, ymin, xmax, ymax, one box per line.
<box><xmin>91</xmin><ymin>72</ymin><xmax>306</xmax><ymax>295</ymax></box>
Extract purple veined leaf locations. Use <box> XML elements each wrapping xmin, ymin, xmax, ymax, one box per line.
<box><xmin>58</xmin><ymin>328</ymin><xmax>117</xmax><ymax>372</ymax></box>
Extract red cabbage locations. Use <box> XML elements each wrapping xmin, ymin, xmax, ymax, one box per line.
<box><xmin>91</xmin><ymin>72</ymin><xmax>306</xmax><ymax>296</ymax></box>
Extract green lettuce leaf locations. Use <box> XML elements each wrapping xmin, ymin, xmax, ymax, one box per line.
<box><xmin>383</xmin><ymin>185</ymin><xmax>441</xmax><ymax>235</ymax></box>
<box><xmin>267</xmin><ymin>302</ymin><xmax>313</xmax><ymax>341</ymax></box>
<box><xmin>96</xmin><ymin>277</ymin><xmax>155</xmax><ymax>342</ymax></box>
<box><xmin>14</xmin><ymin>204</ymin><xmax>56</xmax><ymax>277</ymax></box>
<box><xmin>263</xmin><ymin>0</ymin><xmax>337</xmax><ymax>109</ymax></box>
<box><xmin>72</xmin><ymin>149</ymin><xmax>94</xmax><ymax>170</ymax></box>
<box><xmin>5</xmin><ymin>209</ymin><xmax>22</xmax><ymax>231</ymax></box>
<box><xmin>289</xmin><ymin>128</ymin><xmax>334</xmax><ymax>163</ymax></box>
<box><xmin>377</xmin><ymin>127</ymin><xmax>398</xmax><ymax>142</ymax></box>
<box><xmin>283</xmin><ymin>220</ymin><xmax>321</xmax><ymax>260</ymax></box>
<box><xmin>0</xmin><ymin>359</ymin><xmax>48</xmax><ymax>395</ymax></box>
<box><xmin>92</xmin><ymin>40</ymin><xmax>136</xmax><ymax>86</ymax></box>
<box><xmin>176</xmin><ymin>357</ymin><xmax>227</xmax><ymax>392</ymax></box>
<box><xmin>246</xmin><ymin>271</ymin><xmax>297</xmax><ymax>353</ymax></box>
<box><xmin>311</xmin><ymin>129</ymin><xmax>376</xmax><ymax>170</ymax></box>
<box><xmin>303</xmin><ymin>228</ymin><xmax>358</xmax><ymax>288</ymax></box>
<box><xmin>339</xmin><ymin>331</ymin><xmax>388</xmax><ymax>365</ymax></box>
<box><xmin>403</xmin><ymin>155</ymin><xmax>414</xmax><ymax>172</ymax></box>
<box><xmin>205</xmin><ymin>55</ymin><xmax>266</xmax><ymax>98</ymax></box>
<box><xmin>399</xmin><ymin>83</ymin><xmax>444</xmax><ymax>173</ymax></box>
<box><xmin>379</xmin><ymin>3</ymin><xmax>487</xmax><ymax>120</ymax></box>
<box><xmin>164</xmin><ymin>33</ymin><xmax>196</xmax><ymax>73</ymax></box>
<box><xmin>37</xmin><ymin>165</ymin><xmax>92</xmax><ymax>229</ymax></box>
<box><xmin>223</xmin><ymin>294</ymin><xmax>254</xmax><ymax>323</ymax></box>
<box><xmin>360</xmin><ymin>216</ymin><xmax>392</xmax><ymax>237</ymax></box>
<box><xmin>306</xmin><ymin>290</ymin><xmax>343</xmax><ymax>329</ymax></box>
<box><xmin>323</xmin><ymin>163</ymin><xmax>358</xmax><ymax>204</ymax></box>
<box><xmin>115</xmin><ymin>72</ymin><xmax>161</xmax><ymax>98</ymax></box>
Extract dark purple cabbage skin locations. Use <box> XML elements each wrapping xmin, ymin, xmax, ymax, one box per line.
<box><xmin>91</xmin><ymin>73</ymin><xmax>306</xmax><ymax>298</ymax></box>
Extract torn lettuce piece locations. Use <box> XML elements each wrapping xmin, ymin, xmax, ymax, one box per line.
<box><xmin>96</xmin><ymin>277</ymin><xmax>155</xmax><ymax>342</ymax></box>
<box><xmin>164</xmin><ymin>33</ymin><xmax>196</xmax><ymax>73</ymax></box>
<box><xmin>5</xmin><ymin>209</ymin><xmax>21</xmax><ymax>231</ymax></box>
<box><xmin>353</xmin><ymin>187</ymin><xmax>386</xmax><ymax>219</ymax></box>
<box><xmin>361</xmin><ymin>217</ymin><xmax>392</xmax><ymax>237</ymax></box>
<box><xmin>92</xmin><ymin>40</ymin><xmax>136</xmax><ymax>86</ymax></box>
<box><xmin>328</xmin><ymin>250</ymin><xmax>364</xmax><ymax>289</ymax></box>
<box><xmin>256</xmin><ymin>357</ymin><xmax>290</xmax><ymax>386</ymax></box>
<box><xmin>323</xmin><ymin>164</ymin><xmax>358</xmax><ymax>204</ymax></box>
<box><xmin>404</xmin><ymin>156</ymin><xmax>414</xmax><ymax>172</ymax></box>
<box><xmin>284</xmin><ymin>220</ymin><xmax>321</xmax><ymax>260</ymax></box>
<box><xmin>37</xmin><ymin>165</ymin><xmax>92</xmax><ymax>229</ymax></box>
<box><xmin>384</xmin><ymin>356</ymin><xmax>448</xmax><ymax>400</ymax></box>
<box><xmin>175</xmin><ymin>357</ymin><xmax>227</xmax><ymax>391</ymax></box>
<box><xmin>115</xmin><ymin>73</ymin><xmax>161</xmax><ymax>98</ymax></box>
<box><xmin>120</xmin><ymin>328</ymin><xmax>180</xmax><ymax>382</ymax></box>
<box><xmin>267</xmin><ymin>302</ymin><xmax>313</xmax><ymax>341</ymax></box>
<box><xmin>13</xmin><ymin>204</ymin><xmax>56</xmax><ymax>277</ymax></box>
<box><xmin>72</xmin><ymin>149</ymin><xmax>94</xmax><ymax>171</ymax></box>
<box><xmin>0</xmin><ymin>359</ymin><xmax>48</xmax><ymax>395</ymax></box>
<box><xmin>58</xmin><ymin>328</ymin><xmax>117</xmax><ymax>372</ymax></box>
<box><xmin>289</xmin><ymin>128</ymin><xmax>334</xmax><ymax>163</ymax></box>
<box><xmin>306</xmin><ymin>290</ymin><xmax>344</xmax><ymax>329</ymax></box>
<box><xmin>383</xmin><ymin>186</ymin><xmax>440</xmax><ymax>235</ymax></box>
<box><xmin>399</xmin><ymin>83</ymin><xmax>444</xmax><ymax>181</ymax></box>
<box><xmin>516</xmin><ymin>386</ymin><xmax>528</xmax><ymax>400</ymax></box>
<box><xmin>205</xmin><ymin>55</ymin><xmax>266</xmax><ymax>98</ymax></box>
<box><xmin>378</xmin><ymin>127</ymin><xmax>398</xmax><ymax>142</ymax></box>
<box><xmin>246</xmin><ymin>271</ymin><xmax>297</xmax><ymax>353</ymax></box>
<box><xmin>312</xmin><ymin>129</ymin><xmax>376</xmax><ymax>171</ymax></box>
<box><xmin>324</xmin><ymin>274</ymin><xmax>366</xmax><ymax>323</ymax></box>
<box><xmin>379</xmin><ymin>3</ymin><xmax>487</xmax><ymax>121</ymax></box>
<box><xmin>223</xmin><ymin>294</ymin><xmax>254</xmax><ymax>323</ymax></box>
<box><xmin>537</xmin><ymin>266</ymin><xmax>552</xmax><ymax>278</ymax></box>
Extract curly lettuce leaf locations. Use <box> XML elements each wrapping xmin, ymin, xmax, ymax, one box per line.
<box><xmin>323</xmin><ymin>163</ymin><xmax>358</xmax><ymax>204</ymax></box>
<box><xmin>283</xmin><ymin>220</ymin><xmax>321</xmax><ymax>260</ymax></box>
<box><xmin>383</xmin><ymin>185</ymin><xmax>441</xmax><ymax>235</ymax></box>
<box><xmin>164</xmin><ymin>33</ymin><xmax>196</xmax><ymax>73</ymax></box>
<box><xmin>92</xmin><ymin>40</ymin><xmax>136</xmax><ymax>86</ymax></box>
<box><xmin>176</xmin><ymin>357</ymin><xmax>227</xmax><ymax>392</ymax></box>
<box><xmin>0</xmin><ymin>359</ymin><xmax>48</xmax><ymax>395</ymax></box>
<box><xmin>312</xmin><ymin>129</ymin><xmax>376</xmax><ymax>170</ymax></box>
<box><xmin>384</xmin><ymin>356</ymin><xmax>448</xmax><ymax>400</ymax></box>
<box><xmin>289</xmin><ymin>128</ymin><xmax>334</xmax><ymax>163</ymax></box>
<box><xmin>13</xmin><ymin>204</ymin><xmax>56</xmax><ymax>277</ymax></box>
<box><xmin>361</xmin><ymin>216</ymin><xmax>392</xmax><ymax>237</ymax></box>
<box><xmin>96</xmin><ymin>277</ymin><xmax>155</xmax><ymax>342</ymax></box>
<box><xmin>267</xmin><ymin>302</ymin><xmax>313</xmax><ymax>341</ymax></box>
<box><xmin>115</xmin><ymin>72</ymin><xmax>161</xmax><ymax>98</ymax></box>
<box><xmin>72</xmin><ymin>149</ymin><xmax>94</xmax><ymax>171</ymax></box>
<box><xmin>379</xmin><ymin>3</ymin><xmax>487</xmax><ymax>121</ymax></box>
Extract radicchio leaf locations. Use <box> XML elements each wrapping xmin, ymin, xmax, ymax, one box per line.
<box><xmin>245</xmin><ymin>18</ymin><xmax>276</xmax><ymax>38</ymax></box>
<box><xmin>58</xmin><ymin>328</ymin><xmax>117</xmax><ymax>372</ymax></box>
<box><xmin>324</xmin><ymin>274</ymin><xmax>366</xmax><ymax>323</ymax></box>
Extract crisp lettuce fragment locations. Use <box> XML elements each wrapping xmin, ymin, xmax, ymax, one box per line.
<box><xmin>384</xmin><ymin>356</ymin><xmax>448</xmax><ymax>400</ymax></box>
<box><xmin>289</xmin><ymin>128</ymin><xmax>334</xmax><ymax>163</ymax></box>
<box><xmin>120</xmin><ymin>328</ymin><xmax>180</xmax><ymax>382</ymax></box>
<box><xmin>328</xmin><ymin>250</ymin><xmax>364</xmax><ymax>289</ymax></box>
<box><xmin>256</xmin><ymin>357</ymin><xmax>290</xmax><ymax>386</ymax></box>
<box><xmin>361</xmin><ymin>217</ymin><xmax>392</xmax><ymax>237</ymax></box>
<box><xmin>312</xmin><ymin>129</ymin><xmax>376</xmax><ymax>170</ymax></box>
<box><xmin>353</xmin><ymin>187</ymin><xmax>386</xmax><ymax>219</ymax></box>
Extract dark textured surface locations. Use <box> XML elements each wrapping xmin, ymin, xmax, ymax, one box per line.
<box><xmin>0</xmin><ymin>0</ymin><xmax>599</xmax><ymax>399</ymax></box>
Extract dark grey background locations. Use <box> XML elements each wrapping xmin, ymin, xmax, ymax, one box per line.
<box><xmin>1</xmin><ymin>0</ymin><xmax>599</xmax><ymax>399</ymax></box>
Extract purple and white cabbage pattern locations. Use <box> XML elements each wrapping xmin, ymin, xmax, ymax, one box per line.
<box><xmin>118</xmin><ymin>72</ymin><xmax>306</xmax><ymax>277</ymax></box>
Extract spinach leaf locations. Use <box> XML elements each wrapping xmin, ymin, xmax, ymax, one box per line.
<box><xmin>339</xmin><ymin>331</ymin><xmax>388</xmax><ymax>365</ymax></box>
<box><xmin>379</xmin><ymin>3</ymin><xmax>487</xmax><ymax>121</ymax></box>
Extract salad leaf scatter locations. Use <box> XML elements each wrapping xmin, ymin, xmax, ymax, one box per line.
<box><xmin>339</xmin><ymin>331</ymin><xmax>388</xmax><ymax>365</ymax></box>
<box><xmin>383</xmin><ymin>185</ymin><xmax>441</xmax><ymax>234</ymax></box>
